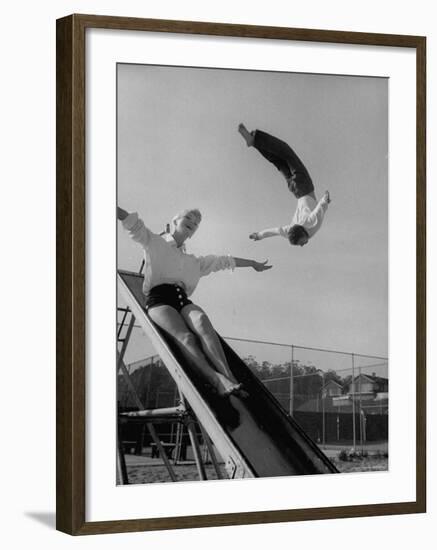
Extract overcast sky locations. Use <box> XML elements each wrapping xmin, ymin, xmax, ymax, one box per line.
<box><xmin>117</xmin><ymin>63</ymin><xmax>388</xmax><ymax>369</ymax></box>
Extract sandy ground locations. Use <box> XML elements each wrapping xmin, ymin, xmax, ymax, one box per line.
<box><xmin>123</xmin><ymin>453</ymin><xmax>388</xmax><ymax>484</ymax></box>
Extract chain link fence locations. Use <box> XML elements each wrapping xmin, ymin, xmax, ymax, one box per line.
<box><xmin>226</xmin><ymin>337</ymin><xmax>388</xmax><ymax>453</ymax></box>
<box><xmin>118</xmin><ymin>333</ymin><xmax>388</xmax><ymax>454</ymax></box>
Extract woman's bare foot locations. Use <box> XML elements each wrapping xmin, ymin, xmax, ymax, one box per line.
<box><xmin>238</xmin><ymin>123</ymin><xmax>254</xmax><ymax>147</ymax></box>
<box><xmin>230</xmin><ymin>385</ymin><xmax>249</xmax><ymax>399</ymax></box>
<box><xmin>215</xmin><ymin>372</ymin><xmax>237</xmax><ymax>395</ymax></box>
<box><xmin>215</xmin><ymin>373</ymin><xmax>249</xmax><ymax>398</ymax></box>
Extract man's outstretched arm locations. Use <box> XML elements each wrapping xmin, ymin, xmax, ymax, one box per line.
<box><xmin>305</xmin><ymin>191</ymin><xmax>331</xmax><ymax>226</ymax></box>
<box><xmin>249</xmin><ymin>227</ymin><xmax>282</xmax><ymax>241</ymax></box>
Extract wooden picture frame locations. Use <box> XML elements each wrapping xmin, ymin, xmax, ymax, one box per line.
<box><xmin>56</xmin><ymin>13</ymin><xmax>426</xmax><ymax>535</ymax></box>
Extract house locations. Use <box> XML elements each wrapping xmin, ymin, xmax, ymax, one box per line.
<box><xmin>332</xmin><ymin>373</ymin><xmax>389</xmax><ymax>414</ymax></box>
<box><xmin>321</xmin><ymin>379</ymin><xmax>343</xmax><ymax>397</ymax></box>
<box><xmin>346</xmin><ymin>373</ymin><xmax>388</xmax><ymax>397</ymax></box>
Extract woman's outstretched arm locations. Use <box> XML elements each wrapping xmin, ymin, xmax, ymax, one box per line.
<box><xmin>198</xmin><ymin>255</ymin><xmax>272</xmax><ymax>277</ymax></box>
<box><xmin>117</xmin><ymin>207</ymin><xmax>151</xmax><ymax>248</ymax></box>
<box><xmin>233</xmin><ymin>257</ymin><xmax>272</xmax><ymax>271</ymax></box>
<box><xmin>117</xmin><ymin>206</ymin><xmax>129</xmax><ymax>220</ymax></box>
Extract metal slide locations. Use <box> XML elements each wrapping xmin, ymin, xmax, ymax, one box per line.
<box><xmin>118</xmin><ymin>270</ymin><xmax>338</xmax><ymax>479</ymax></box>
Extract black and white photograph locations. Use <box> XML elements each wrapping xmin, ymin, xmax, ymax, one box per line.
<box><xmin>2</xmin><ymin>0</ymin><xmax>434</xmax><ymax>544</ymax></box>
<box><xmin>116</xmin><ymin>62</ymin><xmax>389</xmax><ymax>485</ymax></box>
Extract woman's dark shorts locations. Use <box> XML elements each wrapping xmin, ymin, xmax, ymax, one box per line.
<box><xmin>145</xmin><ymin>284</ymin><xmax>192</xmax><ymax>313</ymax></box>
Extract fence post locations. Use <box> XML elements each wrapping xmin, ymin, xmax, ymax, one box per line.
<box><xmin>322</xmin><ymin>370</ymin><xmax>326</xmax><ymax>449</ymax></box>
<box><xmin>289</xmin><ymin>345</ymin><xmax>294</xmax><ymax>417</ymax></box>
<box><xmin>352</xmin><ymin>353</ymin><xmax>356</xmax><ymax>451</ymax></box>
<box><xmin>359</xmin><ymin>365</ymin><xmax>363</xmax><ymax>453</ymax></box>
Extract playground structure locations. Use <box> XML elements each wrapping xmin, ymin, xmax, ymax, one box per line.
<box><xmin>117</xmin><ymin>270</ymin><xmax>339</xmax><ymax>484</ymax></box>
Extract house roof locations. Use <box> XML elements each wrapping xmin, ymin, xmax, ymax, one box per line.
<box><xmin>351</xmin><ymin>374</ymin><xmax>388</xmax><ymax>384</ymax></box>
<box><xmin>322</xmin><ymin>380</ymin><xmax>342</xmax><ymax>389</ymax></box>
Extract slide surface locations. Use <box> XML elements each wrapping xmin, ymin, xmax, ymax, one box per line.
<box><xmin>118</xmin><ymin>270</ymin><xmax>338</xmax><ymax>478</ymax></box>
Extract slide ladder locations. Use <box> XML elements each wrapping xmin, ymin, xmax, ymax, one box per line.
<box><xmin>118</xmin><ymin>270</ymin><xmax>338</xmax><ymax>478</ymax></box>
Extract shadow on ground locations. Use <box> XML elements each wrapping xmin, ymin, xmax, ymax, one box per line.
<box><xmin>25</xmin><ymin>512</ymin><xmax>56</xmax><ymax>529</ymax></box>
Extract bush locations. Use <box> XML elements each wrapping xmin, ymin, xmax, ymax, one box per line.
<box><xmin>373</xmin><ymin>450</ymin><xmax>389</xmax><ymax>459</ymax></box>
<box><xmin>338</xmin><ymin>448</ymin><xmax>369</xmax><ymax>462</ymax></box>
<box><xmin>338</xmin><ymin>449</ymin><xmax>349</xmax><ymax>461</ymax></box>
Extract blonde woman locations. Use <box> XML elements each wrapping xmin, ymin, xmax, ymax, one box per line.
<box><xmin>118</xmin><ymin>206</ymin><xmax>271</xmax><ymax>397</ymax></box>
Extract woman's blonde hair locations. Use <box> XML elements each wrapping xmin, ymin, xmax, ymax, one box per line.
<box><xmin>171</xmin><ymin>208</ymin><xmax>202</xmax><ymax>225</ymax></box>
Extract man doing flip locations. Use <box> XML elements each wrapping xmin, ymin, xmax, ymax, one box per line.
<box><xmin>238</xmin><ymin>123</ymin><xmax>331</xmax><ymax>247</ymax></box>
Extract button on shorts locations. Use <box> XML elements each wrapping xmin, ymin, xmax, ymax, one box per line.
<box><xmin>145</xmin><ymin>284</ymin><xmax>192</xmax><ymax>313</ymax></box>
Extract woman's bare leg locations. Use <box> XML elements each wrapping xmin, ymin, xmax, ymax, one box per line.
<box><xmin>181</xmin><ymin>305</ymin><xmax>239</xmax><ymax>383</ymax></box>
<box><xmin>147</xmin><ymin>305</ymin><xmax>237</xmax><ymax>396</ymax></box>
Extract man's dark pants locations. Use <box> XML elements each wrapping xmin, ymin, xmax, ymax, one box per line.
<box><xmin>252</xmin><ymin>130</ymin><xmax>314</xmax><ymax>199</ymax></box>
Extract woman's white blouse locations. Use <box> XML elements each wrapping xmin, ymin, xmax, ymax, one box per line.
<box><xmin>122</xmin><ymin>213</ymin><xmax>235</xmax><ymax>296</ymax></box>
